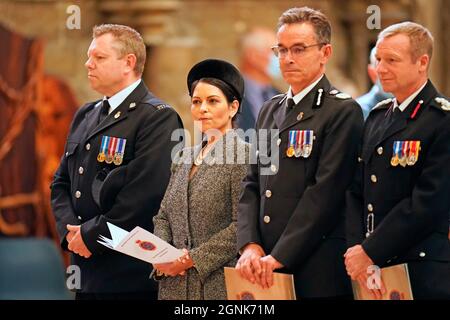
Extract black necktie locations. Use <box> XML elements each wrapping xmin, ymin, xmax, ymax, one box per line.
<box><xmin>371</xmin><ymin>106</ymin><xmax>401</xmax><ymax>144</ymax></box>
<box><xmin>98</xmin><ymin>100</ymin><xmax>110</xmax><ymax>124</ymax></box>
<box><xmin>383</xmin><ymin>107</ymin><xmax>401</xmax><ymax>130</ymax></box>
<box><xmin>284</xmin><ymin>98</ymin><xmax>295</xmax><ymax>120</ymax></box>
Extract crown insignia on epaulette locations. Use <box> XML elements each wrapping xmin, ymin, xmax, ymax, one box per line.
<box><xmin>329</xmin><ymin>89</ymin><xmax>351</xmax><ymax>99</ymax></box>
<box><xmin>435</xmin><ymin>97</ymin><xmax>450</xmax><ymax>111</ymax></box>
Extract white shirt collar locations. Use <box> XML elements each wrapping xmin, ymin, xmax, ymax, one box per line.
<box><xmin>103</xmin><ymin>79</ymin><xmax>141</xmax><ymax>114</ymax></box>
<box><xmin>287</xmin><ymin>74</ymin><xmax>324</xmax><ymax>105</ymax></box>
<box><xmin>393</xmin><ymin>81</ymin><xmax>427</xmax><ymax>112</ymax></box>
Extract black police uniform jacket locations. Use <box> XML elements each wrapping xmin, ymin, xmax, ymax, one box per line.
<box><xmin>51</xmin><ymin>81</ymin><xmax>184</xmax><ymax>293</ymax></box>
<box><xmin>346</xmin><ymin>80</ymin><xmax>450</xmax><ymax>299</ymax></box>
<box><xmin>237</xmin><ymin>76</ymin><xmax>364</xmax><ymax>297</ymax></box>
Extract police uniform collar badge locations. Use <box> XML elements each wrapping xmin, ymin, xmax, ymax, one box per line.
<box><xmin>391</xmin><ymin>140</ymin><xmax>420</xmax><ymax>167</ymax></box>
<box><xmin>287</xmin><ymin>130</ymin><xmax>314</xmax><ymax>158</ymax></box>
<box><xmin>97</xmin><ymin>136</ymin><xmax>127</xmax><ymax>165</ymax></box>
<box><xmin>313</xmin><ymin>88</ymin><xmax>324</xmax><ymax>109</ymax></box>
<box><xmin>410</xmin><ymin>100</ymin><xmax>423</xmax><ymax>119</ymax></box>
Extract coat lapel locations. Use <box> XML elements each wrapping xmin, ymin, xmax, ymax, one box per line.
<box><xmin>276</xmin><ymin>76</ymin><xmax>331</xmax><ymax>134</ymax></box>
<box><xmin>364</xmin><ymin>80</ymin><xmax>438</xmax><ymax>162</ymax></box>
<box><xmin>86</xmin><ymin>81</ymin><xmax>149</xmax><ymax>141</ymax></box>
<box><xmin>83</xmin><ymin>101</ymin><xmax>102</xmax><ymax>138</ymax></box>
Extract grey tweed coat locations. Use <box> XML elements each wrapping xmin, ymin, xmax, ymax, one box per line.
<box><xmin>153</xmin><ymin>130</ymin><xmax>250</xmax><ymax>300</ymax></box>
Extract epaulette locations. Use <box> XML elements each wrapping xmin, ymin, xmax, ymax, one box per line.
<box><xmin>271</xmin><ymin>93</ymin><xmax>285</xmax><ymax>100</ymax></box>
<box><xmin>328</xmin><ymin>89</ymin><xmax>352</xmax><ymax>100</ymax></box>
<box><xmin>270</xmin><ymin>93</ymin><xmax>287</xmax><ymax>105</ymax></box>
<box><xmin>435</xmin><ymin>97</ymin><xmax>450</xmax><ymax>111</ymax></box>
<box><xmin>139</xmin><ymin>96</ymin><xmax>172</xmax><ymax>111</ymax></box>
<box><xmin>372</xmin><ymin>98</ymin><xmax>394</xmax><ymax>110</ymax></box>
<box><xmin>155</xmin><ymin>104</ymin><xmax>169</xmax><ymax>110</ymax></box>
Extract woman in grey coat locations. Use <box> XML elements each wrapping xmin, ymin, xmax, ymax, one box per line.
<box><xmin>152</xmin><ymin>59</ymin><xmax>250</xmax><ymax>300</ymax></box>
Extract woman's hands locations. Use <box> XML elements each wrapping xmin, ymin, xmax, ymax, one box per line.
<box><xmin>153</xmin><ymin>249</ymin><xmax>194</xmax><ymax>277</ymax></box>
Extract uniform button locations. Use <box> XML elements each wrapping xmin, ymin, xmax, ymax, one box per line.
<box><xmin>263</xmin><ymin>215</ymin><xmax>271</xmax><ymax>224</ymax></box>
<box><xmin>77</xmin><ymin>216</ymin><xmax>82</xmax><ymax>220</ymax></box>
<box><xmin>276</xmin><ymin>138</ymin><xmax>281</xmax><ymax>146</ymax></box>
<box><xmin>377</xmin><ymin>147</ymin><xmax>383</xmax><ymax>155</ymax></box>
<box><xmin>75</xmin><ymin>191</ymin><xmax>81</xmax><ymax>199</ymax></box>
<box><xmin>78</xmin><ymin>167</ymin><xmax>84</xmax><ymax>175</ymax></box>
<box><xmin>85</xmin><ymin>143</ymin><xmax>91</xmax><ymax>151</ymax></box>
<box><xmin>265</xmin><ymin>190</ymin><xmax>272</xmax><ymax>198</ymax></box>
<box><xmin>357</xmin><ymin>157</ymin><xmax>363</xmax><ymax>163</ymax></box>
<box><xmin>255</xmin><ymin>150</ymin><xmax>259</xmax><ymax>157</ymax></box>
<box><xmin>367</xmin><ymin>203</ymin><xmax>373</xmax><ymax>212</ymax></box>
<box><xmin>419</xmin><ymin>252</ymin><xmax>426</xmax><ymax>258</ymax></box>
<box><xmin>270</xmin><ymin>164</ymin><xmax>277</xmax><ymax>173</ymax></box>
<box><xmin>65</xmin><ymin>152</ymin><xmax>69</xmax><ymax>157</ymax></box>
<box><xmin>370</xmin><ymin>174</ymin><xmax>377</xmax><ymax>183</ymax></box>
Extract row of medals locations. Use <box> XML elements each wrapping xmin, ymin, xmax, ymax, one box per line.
<box><xmin>286</xmin><ymin>144</ymin><xmax>312</xmax><ymax>158</ymax></box>
<box><xmin>391</xmin><ymin>153</ymin><xmax>417</xmax><ymax>167</ymax></box>
<box><xmin>390</xmin><ymin>141</ymin><xmax>420</xmax><ymax>167</ymax></box>
<box><xmin>97</xmin><ymin>152</ymin><xmax>123</xmax><ymax>165</ymax></box>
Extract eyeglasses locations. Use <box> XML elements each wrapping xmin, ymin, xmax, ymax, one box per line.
<box><xmin>271</xmin><ymin>43</ymin><xmax>326</xmax><ymax>58</ymax></box>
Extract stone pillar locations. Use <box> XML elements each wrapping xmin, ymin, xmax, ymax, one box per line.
<box><xmin>412</xmin><ymin>0</ymin><xmax>447</xmax><ymax>95</ymax></box>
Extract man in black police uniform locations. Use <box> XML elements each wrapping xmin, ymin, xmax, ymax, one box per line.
<box><xmin>345</xmin><ymin>22</ymin><xmax>450</xmax><ymax>299</ymax></box>
<box><xmin>51</xmin><ymin>24</ymin><xmax>183</xmax><ymax>299</ymax></box>
<box><xmin>235</xmin><ymin>7</ymin><xmax>363</xmax><ymax>298</ymax></box>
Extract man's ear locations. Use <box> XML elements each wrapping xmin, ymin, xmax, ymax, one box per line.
<box><xmin>417</xmin><ymin>54</ymin><xmax>429</xmax><ymax>73</ymax></box>
<box><xmin>125</xmin><ymin>53</ymin><xmax>137</xmax><ymax>74</ymax></box>
<box><xmin>320</xmin><ymin>44</ymin><xmax>332</xmax><ymax>64</ymax></box>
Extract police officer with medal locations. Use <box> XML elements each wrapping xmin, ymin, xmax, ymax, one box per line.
<box><xmin>51</xmin><ymin>24</ymin><xmax>183</xmax><ymax>299</ymax></box>
<box><xmin>345</xmin><ymin>22</ymin><xmax>450</xmax><ymax>299</ymax></box>
<box><xmin>235</xmin><ymin>7</ymin><xmax>363</xmax><ymax>298</ymax></box>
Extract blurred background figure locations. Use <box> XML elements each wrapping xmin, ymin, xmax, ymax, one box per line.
<box><xmin>356</xmin><ymin>46</ymin><xmax>392</xmax><ymax>120</ymax></box>
<box><xmin>235</xmin><ymin>27</ymin><xmax>281</xmax><ymax>132</ymax></box>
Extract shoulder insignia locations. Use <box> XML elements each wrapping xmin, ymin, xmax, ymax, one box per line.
<box><xmin>272</xmin><ymin>93</ymin><xmax>287</xmax><ymax>105</ymax></box>
<box><xmin>328</xmin><ymin>89</ymin><xmax>351</xmax><ymax>99</ymax></box>
<box><xmin>329</xmin><ymin>89</ymin><xmax>339</xmax><ymax>95</ymax></box>
<box><xmin>372</xmin><ymin>98</ymin><xmax>393</xmax><ymax>110</ymax></box>
<box><xmin>435</xmin><ymin>97</ymin><xmax>450</xmax><ymax>111</ymax></box>
<box><xmin>155</xmin><ymin>104</ymin><xmax>169</xmax><ymax>110</ymax></box>
<box><xmin>271</xmin><ymin>93</ymin><xmax>285</xmax><ymax>100</ymax></box>
<box><xmin>335</xmin><ymin>92</ymin><xmax>352</xmax><ymax>100</ymax></box>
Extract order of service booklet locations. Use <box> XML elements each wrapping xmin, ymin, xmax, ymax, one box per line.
<box><xmin>224</xmin><ymin>267</ymin><xmax>296</xmax><ymax>300</ymax></box>
<box><xmin>352</xmin><ymin>263</ymin><xmax>414</xmax><ymax>300</ymax></box>
<box><xmin>97</xmin><ymin>222</ymin><xmax>184</xmax><ymax>264</ymax></box>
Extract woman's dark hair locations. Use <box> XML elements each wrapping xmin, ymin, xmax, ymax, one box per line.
<box><xmin>190</xmin><ymin>77</ymin><xmax>240</xmax><ymax>125</ymax></box>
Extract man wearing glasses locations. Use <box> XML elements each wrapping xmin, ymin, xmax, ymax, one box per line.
<box><xmin>236</xmin><ymin>7</ymin><xmax>363</xmax><ymax>298</ymax></box>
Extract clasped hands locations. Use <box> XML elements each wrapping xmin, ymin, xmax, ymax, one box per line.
<box><xmin>66</xmin><ymin>224</ymin><xmax>92</xmax><ymax>258</ymax></box>
<box><xmin>153</xmin><ymin>249</ymin><xmax>194</xmax><ymax>277</ymax></box>
<box><xmin>344</xmin><ymin>244</ymin><xmax>386</xmax><ymax>299</ymax></box>
<box><xmin>235</xmin><ymin>243</ymin><xmax>284</xmax><ymax>289</ymax></box>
